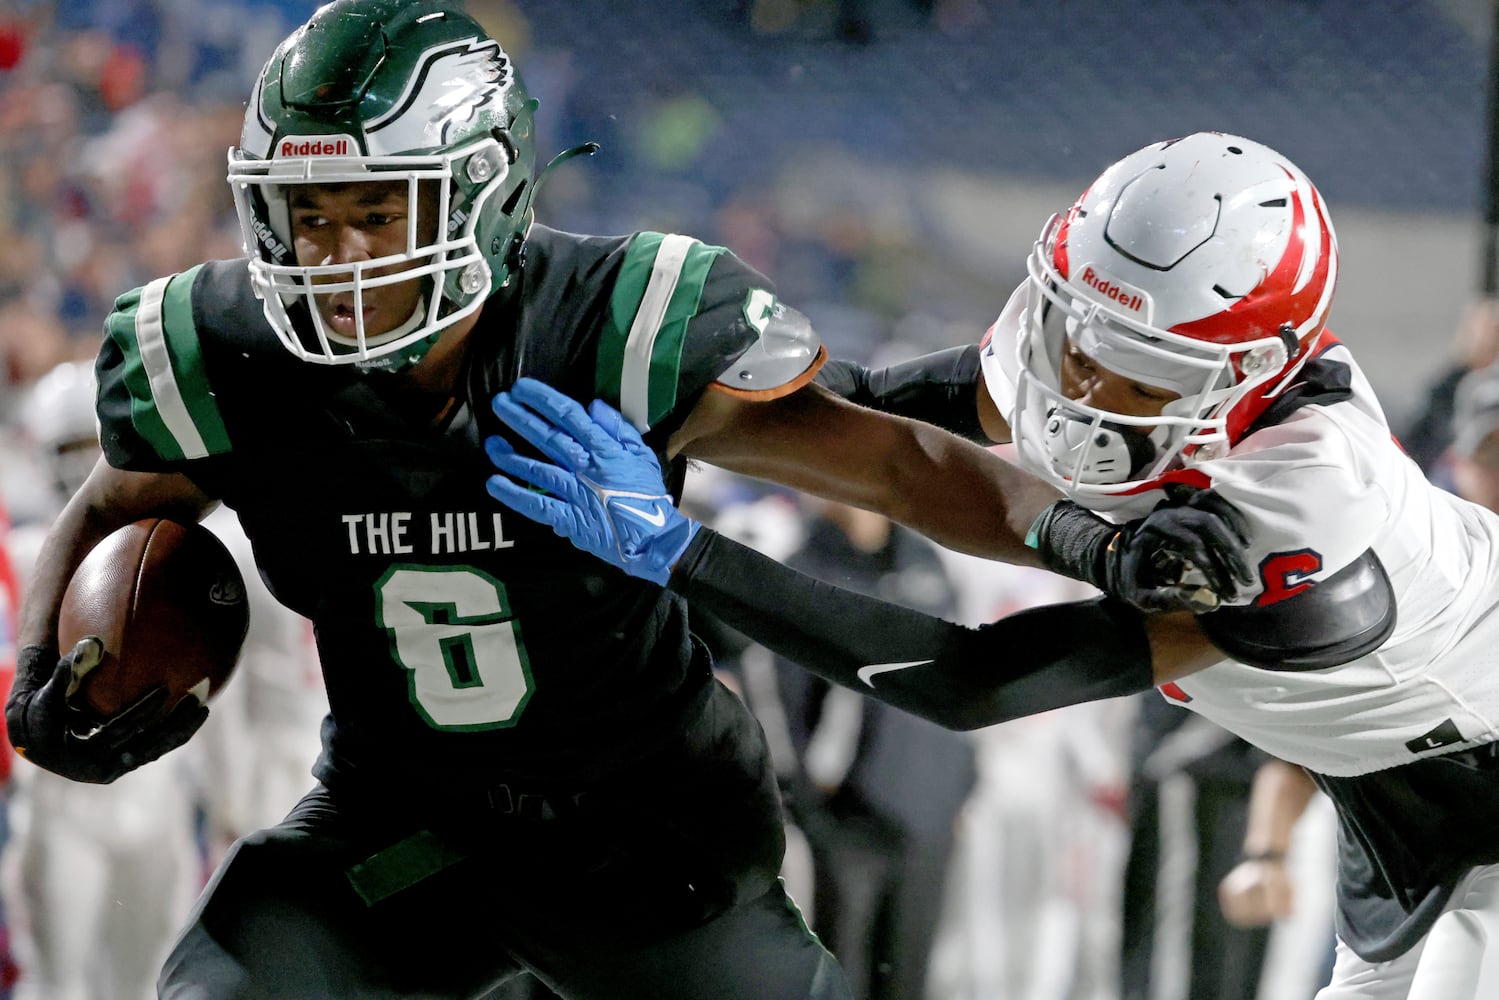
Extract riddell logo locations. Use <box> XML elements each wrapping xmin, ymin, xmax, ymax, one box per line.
<box><xmin>276</xmin><ymin>134</ymin><xmax>357</xmax><ymax>158</ymax></box>
<box><xmin>208</xmin><ymin>574</ymin><xmax>244</xmax><ymax>607</ymax></box>
<box><xmin>1078</xmin><ymin>265</ymin><xmax>1147</xmax><ymax>314</ymax></box>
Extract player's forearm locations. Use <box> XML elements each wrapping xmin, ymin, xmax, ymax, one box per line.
<box><xmin>17</xmin><ymin>465</ymin><xmax>215</xmax><ymax>649</ymax></box>
<box><xmin>670</xmin><ymin>529</ymin><xmax>1156</xmax><ymax>730</ymax></box>
<box><xmin>17</xmin><ymin>491</ymin><xmax>126</xmax><ymax>649</ymax></box>
<box><xmin>1241</xmin><ymin>759</ymin><xmax>1319</xmax><ymax>859</ymax></box>
<box><xmin>680</xmin><ymin>384</ymin><xmax>1053</xmax><ymax>564</ymax></box>
<box><xmin>815</xmin><ymin>345</ymin><xmax>993</xmax><ymax>444</ymax></box>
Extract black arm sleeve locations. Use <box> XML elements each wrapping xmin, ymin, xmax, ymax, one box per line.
<box><xmin>815</xmin><ymin>343</ymin><xmax>991</xmax><ymax>443</ymax></box>
<box><xmin>671</xmin><ymin>529</ymin><xmax>1155</xmax><ymax>730</ymax></box>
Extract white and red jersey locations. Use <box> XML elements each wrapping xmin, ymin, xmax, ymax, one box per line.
<box><xmin>981</xmin><ymin>282</ymin><xmax>1499</xmax><ymax>778</ymax></box>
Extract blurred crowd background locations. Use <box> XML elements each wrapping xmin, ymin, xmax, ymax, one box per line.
<box><xmin>1</xmin><ymin>1</ymin><xmax>1498</xmax><ymax>998</ymax></box>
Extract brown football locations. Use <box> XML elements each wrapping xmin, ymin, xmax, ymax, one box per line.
<box><xmin>57</xmin><ymin>518</ymin><xmax>249</xmax><ymax>721</ymax></box>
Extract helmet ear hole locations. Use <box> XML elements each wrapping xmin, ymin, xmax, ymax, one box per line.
<box><xmin>499</xmin><ymin>180</ymin><xmax>529</xmax><ymax>218</ymax></box>
<box><xmin>1239</xmin><ymin>341</ymin><xmax>1288</xmax><ymax>380</ymax></box>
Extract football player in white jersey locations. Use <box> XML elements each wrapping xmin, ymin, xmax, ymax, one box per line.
<box><xmin>483</xmin><ymin>132</ymin><xmax>1499</xmax><ymax>1000</ymax></box>
<box><xmin>2</xmin><ymin>363</ymin><xmax>326</xmax><ymax>999</ymax></box>
<box><xmin>2</xmin><ymin>362</ymin><xmax>203</xmax><ymax>1000</ymax></box>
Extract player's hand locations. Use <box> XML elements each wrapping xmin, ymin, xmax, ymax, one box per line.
<box><xmin>1111</xmin><ymin>487</ymin><xmax>1255</xmax><ymax>612</ymax></box>
<box><xmin>4</xmin><ymin>640</ymin><xmax>209</xmax><ymax>784</ymax></box>
<box><xmin>485</xmin><ymin>378</ymin><xmax>699</xmax><ymax>586</ymax></box>
<box><xmin>1217</xmin><ymin>855</ymin><xmax>1296</xmax><ymax>928</ymax></box>
<box><xmin>1029</xmin><ymin>489</ymin><xmax>1253</xmax><ymax>612</ymax></box>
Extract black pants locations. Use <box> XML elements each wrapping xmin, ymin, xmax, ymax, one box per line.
<box><xmin>160</xmin><ymin>684</ymin><xmax>850</xmax><ymax>999</ymax></box>
<box><xmin>1119</xmin><ymin>773</ymin><xmax>1270</xmax><ymax>1000</ymax></box>
<box><xmin>802</xmin><ymin>799</ymin><xmax>956</xmax><ymax>1000</ymax></box>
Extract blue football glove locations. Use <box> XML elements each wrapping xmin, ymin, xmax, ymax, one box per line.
<box><xmin>485</xmin><ymin>378</ymin><xmax>699</xmax><ymax>586</ymax></box>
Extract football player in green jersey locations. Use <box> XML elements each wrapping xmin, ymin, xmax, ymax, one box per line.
<box><xmin>6</xmin><ymin>2</ymin><xmax>1249</xmax><ymax>997</ymax></box>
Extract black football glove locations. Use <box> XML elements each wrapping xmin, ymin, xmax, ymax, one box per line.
<box><xmin>1029</xmin><ymin>488</ymin><xmax>1255</xmax><ymax>612</ymax></box>
<box><xmin>5</xmin><ymin>640</ymin><xmax>209</xmax><ymax>784</ymax></box>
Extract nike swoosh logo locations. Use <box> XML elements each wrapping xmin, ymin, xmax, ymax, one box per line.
<box><xmin>857</xmin><ymin>659</ymin><xmax>934</xmax><ymax>687</ymax></box>
<box><xmin>615</xmin><ymin>502</ymin><xmax>668</xmax><ymax>527</ymax></box>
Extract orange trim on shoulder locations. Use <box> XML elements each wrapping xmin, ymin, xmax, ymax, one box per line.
<box><xmin>706</xmin><ymin>345</ymin><xmax>828</xmax><ymax>402</ymax></box>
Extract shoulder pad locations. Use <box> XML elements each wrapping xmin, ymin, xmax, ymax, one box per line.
<box><xmin>1199</xmin><ymin>548</ymin><xmax>1396</xmax><ymax>670</ymax></box>
<box><xmin>715</xmin><ymin>298</ymin><xmax>820</xmax><ymax>395</ymax></box>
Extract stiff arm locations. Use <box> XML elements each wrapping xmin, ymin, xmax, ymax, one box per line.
<box><xmin>670</xmin><ymin>528</ymin><xmax>1219</xmax><ymax>731</ymax></box>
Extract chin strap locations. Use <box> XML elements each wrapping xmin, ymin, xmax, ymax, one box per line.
<box><xmin>350</xmin><ymin>297</ymin><xmax>437</xmax><ymax>374</ymax></box>
<box><xmin>495</xmin><ymin>142</ymin><xmax>602</xmax><ymax>286</ymax></box>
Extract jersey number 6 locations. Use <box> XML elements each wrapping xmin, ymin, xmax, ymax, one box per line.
<box><xmin>376</xmin><ymin>566</ymin><xmax>535</xmax><ymax>730</ymax></box>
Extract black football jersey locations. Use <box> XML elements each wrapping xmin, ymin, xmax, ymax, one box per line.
<box><xmin>95</xmin><ymin>226</ymin><xmax>809</xmax><ymax>798</ymax></box>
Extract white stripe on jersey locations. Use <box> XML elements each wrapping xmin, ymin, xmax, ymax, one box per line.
<box><xmin>134</xmin><ymin>275</ymin><xmax>209</xmax><ymax>460</ymax></box>
<box><xmin>620</xmin><ymin>234</ymin><xmax>696</xmax><ymax>431</ymax></box>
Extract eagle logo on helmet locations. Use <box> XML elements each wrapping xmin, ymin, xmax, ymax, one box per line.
<box><xmin>365</xmin><ymin>38</ymin><xmax>512</xmax><ymax>152</ymax></box>
<box><xmin>430</xmin><ymin>41</ymin><xmax>511</xmax><ymax>145</ymax></box>
<box><xmin>228</xmin><ymin>2</ymin><xmax>547</xmax><ymax>370</ymax></box>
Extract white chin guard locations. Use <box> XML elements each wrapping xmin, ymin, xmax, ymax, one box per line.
<box><xmin>1044</xmin><ymin>409</ymin><xmax>1158</xmax><ymax>486</ymax></box>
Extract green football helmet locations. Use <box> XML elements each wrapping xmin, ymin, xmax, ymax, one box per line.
<box><xmin>227</xmin><ymin>0</ymin><xmax>539</xmax><ymax>371</ymax></box>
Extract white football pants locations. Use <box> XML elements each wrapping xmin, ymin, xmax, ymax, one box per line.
<box><xmin>1315</xmin><ymin>863</ymin><xmax>1499</xmax><ymax>1000</ymax></box>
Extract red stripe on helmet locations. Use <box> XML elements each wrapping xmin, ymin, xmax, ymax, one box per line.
<box><xmin>1169</xmin><ymin>171</ymin><xmax>1334</xmax><ymax>349</ymax></box>
<box><xmin>1053</xmin><ymin>201</ymin><xmax>1087</xmax><ymax>279</ymax></box>
<box><xmin>1171</xmin><ymin>171</ymin><xmax>1336</xmax><ymax>446</ymax></box>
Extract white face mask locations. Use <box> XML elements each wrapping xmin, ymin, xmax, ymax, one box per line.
<box><xmin>1011</xmin><ymin>236</ymin><xmax>1292</xmax><ymax>506</ymax></box>
<box><xmin>228</xmin><ymin>139</ymin><xmax>507</xmax><ymax>368</ymax></box>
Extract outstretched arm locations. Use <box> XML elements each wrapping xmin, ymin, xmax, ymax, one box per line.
<box><xmin>668</xmin><ymin>378</ymin><xmax>1046</xmax><ymax>565</ymax></box>
<box><xmin>669</xmin><ymin>527</ymin><xmax>1218</xmax><ymax>729</ymax></box>
<box><xmin>484</xmin><ymin>381</ymin><xmax>1227</xmax><ymax>730</ymax></box>
<box><xmin>668</xmin><ymin>379</ymin><xmax>1249</xmax><ymax>608</ymax></box>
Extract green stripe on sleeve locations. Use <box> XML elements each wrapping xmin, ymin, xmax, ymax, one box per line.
<box><xmin>598</xmin><ymin>233</ymin><xmax>726</xmax><ymax>430</ymax></box>
<box><xmin>105</xmin><ymin>286</ymin><xmax>175</xmax><ymax>459</ymax></box>
<box><xmin>102</xmin><ymin>265</ymin><xmax>231</xmax><ymax>462</ymax></box>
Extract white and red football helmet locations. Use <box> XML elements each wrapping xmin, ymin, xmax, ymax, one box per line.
<box><xmin>22</xmin><ymin>361</ymin><xmax>101</xmax><ymax>498</ymax></box>
<box><xmin>1011</xmin><ymin>132</ymin><xmax>1338</xmax><ymax>500</ymax></box>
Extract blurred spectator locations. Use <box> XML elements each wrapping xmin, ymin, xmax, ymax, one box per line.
<box><xmin>0</xmin><ymin>303</ymin><xmax>72</xmax><ymax>394</ymax></box>
<box><xmin>771</xmin><ymin>500</ymin><xmax>976</xmax><ymax>1000</ymax></box>
<box><xmin>1118</xmin><ymin>697</ymin><xmax>1272</xmax><ymax>1000</ymax></box>
<box><xmin>1448</xmin><ymin>363</ymin><xmax>1499</xmax><ymax>510</ymax></box>
<box><xmin>1216</xmin><ymin>761</ymin><xmax>1321</xmax><ymax>932</ymax></box>
<box><xmin>1400</xmin><ymin>298</ymin><xmax>1499</xmax><ymax>483</ymax></box>
<box><xmin>925</xmin><ymin>555</ymin><xmax>1131</xmax><ymax>1000</ymax></box>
